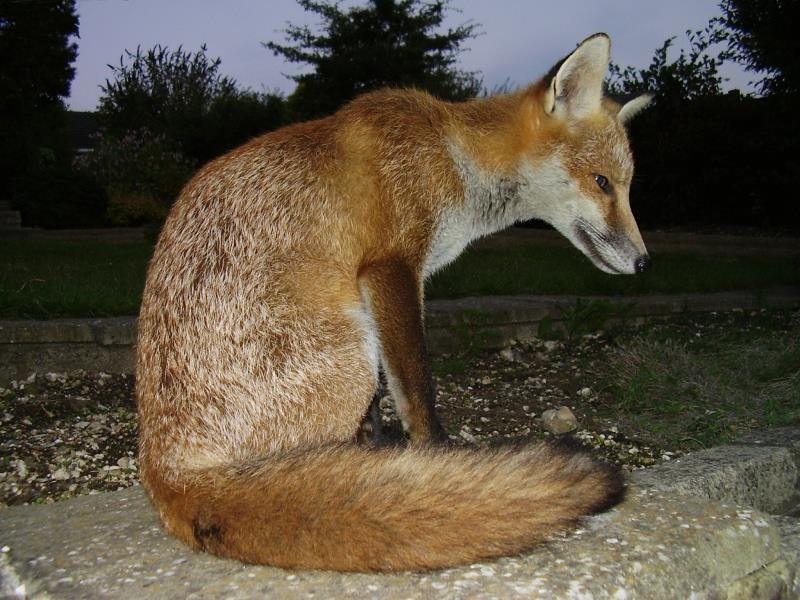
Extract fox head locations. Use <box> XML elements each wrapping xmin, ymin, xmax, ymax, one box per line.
<box><xmin>522</xmin><ymin>33</ymin><xmax>652</xmax><ymax>275</ymax></box>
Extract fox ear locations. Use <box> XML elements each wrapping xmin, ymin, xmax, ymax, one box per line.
<box><xmin>618</xmin><ymin>93</ymin><xmax>654</xmax><ymax>124</ymax></box>
<box><xmin>545</xmin><ymin>33</ymin><xmax>610</xmax><ymax>120</ymax></box>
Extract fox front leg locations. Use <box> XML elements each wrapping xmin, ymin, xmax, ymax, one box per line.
<box><xmin>359</xmin><ymin>259</ymin><xmax>447</xmax><ymax>444</ymax></box>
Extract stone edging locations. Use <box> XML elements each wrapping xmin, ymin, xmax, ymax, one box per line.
<box><xmin>1</xmin><ymin>287</ymin><xmax>798</xmax><ymax>383</ymax></box>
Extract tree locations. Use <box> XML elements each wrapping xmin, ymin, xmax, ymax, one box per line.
<box><xmin>0</xmin><ymin>0</ymin><xmax>78</xmax><ymax>203</ymax></box>
<box><xmin>606</xmin><ymin>27</ymin><xmax>724</xmax><ymax>103</ymax></box>
<box><xmin>98</xmin><ymin>45</ymin><xmax>285</xmax><ymax>164</ymax></box>
<box><xmin>714</xmin><ymin>0</ymin><xmax>800</xmax><ymax>95</ymax></box>
<box><xmin>265</xmin><ymin>0</ymin><xmax>482</xmax><ymax>120</ymax></box>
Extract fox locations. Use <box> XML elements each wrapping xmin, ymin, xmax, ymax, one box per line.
<box><xmin>136</xmin><ymin>32</ymin><xmax>652</xmax><ymax>572</ymax></box>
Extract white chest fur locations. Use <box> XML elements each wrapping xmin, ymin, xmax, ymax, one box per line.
<box><xmin>424</xmin><ymin>144</ymin><xmax>522</xmax><ymax>277</ymax></box>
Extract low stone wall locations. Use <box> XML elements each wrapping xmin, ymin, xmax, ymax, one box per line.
<box><xmin>1</xmin><ymin>227</ymin><xmax>149</xmax><ymax>243</ymax></box>
<box><xmin>0</xmin><ymin>318</ymin><xmax>136</xmax><ymax>382</ymax></box>
<box><xmin>423</xmin><ymin>287</ymin><xmax>800</xmax><ymax>353</ymax></box>
<box><xmin>1</xmin><ymin>288</ymin><xmax>798</xmax><ymax>383</ymax></box>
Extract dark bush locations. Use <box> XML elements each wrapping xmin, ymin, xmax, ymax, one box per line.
<box><xmin>99</xmin><ymin>45</ymin><xmax>286</xmax><ymax>165</ymax></box>
<box><xmin>78</xmin><ymin>129</ymin><xmax>197</xmax><ymax>226</ymax></box>
<box><xmin>628</xmin><ymin>92</ymin><xmax>800</xmax><ymax>232</ymax></box>
<box><xmin>13</xmin><ymin>162</ymin><xmax>107</xmax><ymax>229</ymax></box>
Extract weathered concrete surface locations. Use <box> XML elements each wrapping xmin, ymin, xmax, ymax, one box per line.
<box><xmin>628</xmin><ymin>430</ymin><xmax>800</xmax><ymax>597</ymax></box>
<box><xmin>3</xmin><ymin>287</ymin><xmax>798</xmax><ymax>382</ymax></box>
<box><xmin>0</xmin><ymin>484</ymin><xmax>784</xmax><ymax>599</ymax></box>
<box><xmin>2</xmin><ymin>429</ymin><xmax>799</xmax><ymax>597</ymax></box>
<box><xmin>776</xmin><ymin>517</ymin><xmax>800</xmax><ymax>596</ymax></box>
<box><xmin>630</xmin><ymin>443</ymin><xmax>799</xmax><ymax>515</ymax></box>
<box><xmin>735</xmin><ymin>428</ymin><xmax>800</xmax><ymax>516</ymax></box>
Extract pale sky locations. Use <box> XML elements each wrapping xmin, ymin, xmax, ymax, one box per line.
<box><xmin>68</xmin><ymin>0</ymin><xmax>749</xmax><ymax>111</ymax></box>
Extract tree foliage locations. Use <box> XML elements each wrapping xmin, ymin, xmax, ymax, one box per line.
<box><xmin>0</xmin><ymin>0</ymin><xmax>78</xmax><ymax>202</ymax></box>
<box><xmin>714</xmin><ymin>0</ymin><xmax>800</xmax><ymax>96</ymax></box>
<box><xmin>98</xmin><ymin>45</ymin><xmax>286</xmax><ymax>164</ymax></box>
<box><xmin>606</xmin><ymin>27</ymin><xmax>724</xmax><ymax>102</ymax></box>
<box><xmin>266</xmin><ymin>0</ymin><xmax>482</xmax><ymax>120</ymax></box>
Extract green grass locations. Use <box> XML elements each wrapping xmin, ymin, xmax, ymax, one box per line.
<box><xmin>601</xmin><ymin>313</ymin><xmax>800</xmax><ymax>450</ymax></box>
<box><xmin>426</xmin><ymin>245</ymin><xmax>799</xmax><ymax>299</ymax></box>
<box><xmin>0</xmin><ymin>238</ymin><xmax>797</xmax><ymax>319</ymax></box>
<box><xmin>0</xmin><ymin>240</ymin><xmax>152</xmax><ymax>319</ymax></box>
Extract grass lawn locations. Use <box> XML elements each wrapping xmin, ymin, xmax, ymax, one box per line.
<box><xmin>1</xmin><ymin>240</ymin><xmax>151</xmax><ymax>319</ymax></box>
<box><xmin>1</xmin><ymin>237</ymin><xmax>798</xmax><ymax>319</ymax></box>
<box><xmin>426</xmin><ymin>244</ymin><xmax>799</xmax><ymax>298</ymax></box>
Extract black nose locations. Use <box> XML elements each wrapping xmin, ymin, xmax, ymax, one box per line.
<box><xmin>634</xmin><ymin>254</ymin><xmax>652</xmax><ymax>273</ymax></box>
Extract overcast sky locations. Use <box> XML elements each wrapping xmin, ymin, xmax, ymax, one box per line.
<box><xmin>68</xmin><ymin>0</ymin><xmax>748</xmax><ymax>111</ymax></box>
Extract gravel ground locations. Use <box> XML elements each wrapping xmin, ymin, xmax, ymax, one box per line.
<box><xmin>2</xmin><ymin>308</ymin><xmax>796</xmax><ymax>507</ymax></box>
<box><xmin>0</xmin><ymin>343</ymin><xmax>669</xmax><ymax>508</ymax></box>
<box><xmin>0</xmin><ymin>372</ymin><xmax>137</xmax><ymax>506</ymax></box>
<box><xmin>429</xmin><ymin>334</ymin><xmax>676</xmax><ymax>467</ymax></box>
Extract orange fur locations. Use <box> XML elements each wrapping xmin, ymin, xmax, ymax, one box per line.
<box><xmin>137</xmin><ymin>33</ymin><xmax>647</xmax><ymax>572</ymax></box>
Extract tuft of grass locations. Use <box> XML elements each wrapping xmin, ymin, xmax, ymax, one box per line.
<box><xmin>537</xmin><ymin>299</ymin><xmax>636</xmax><ymax>344</ymax></box>
<box><xmin>431</xmin><ymin>356</ymin><xmax>471</xmax><ymax>378</ymax></box>
<box><xmin>603</xmin><ymin>320</ymin><xmax>800</xmax><ymax>450</ymax></box>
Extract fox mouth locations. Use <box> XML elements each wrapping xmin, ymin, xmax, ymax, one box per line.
<box><xmin>572</xmin><ymin>221</ymin><xmax>625</xmax><ymax>274</ymax></box>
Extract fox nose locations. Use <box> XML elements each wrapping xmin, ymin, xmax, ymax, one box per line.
<box><xmin>634</xmin><ymin>254</ymin><xmax>652</xmax><ymax>273</ymax></box>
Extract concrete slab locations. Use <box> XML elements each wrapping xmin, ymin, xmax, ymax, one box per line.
<box><xmin>630</xmin><ymin>443</ymin><xmax>799</xmax><ymax>514</ymax></box>
<box><xmin>0</xmin><ymin>483</ymin><xmax>785</xmax><ymax>599</ymax></box>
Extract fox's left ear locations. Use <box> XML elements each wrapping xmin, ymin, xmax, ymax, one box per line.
<box><xmin>545</xmin><ymin>33</ymin><xmax>610</xmax><ymax>120</ymax></box>
<box><xmin>618</xmin><ymin>94</ymin><xmax>654</xmax><ymax>124</ymax></box>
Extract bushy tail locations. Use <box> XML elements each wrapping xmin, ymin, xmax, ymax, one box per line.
<box><xmin>144</xmin><ymin>442</ymin><xmax>623</xmax><ymax>572</ymax></box>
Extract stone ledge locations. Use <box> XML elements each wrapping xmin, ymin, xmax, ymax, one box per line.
<box><xmin>0</xmin><ymin>318</ymin><xmax>136</xmax><ymax>345</ymax></box>
<box><xmin>0</xmin><ymin>485</ymin><xmax>783</xmax><ymax>599</ymax></box>
<box><xmin>2</xmin><ymin>429</ymin><xmax>799</xmax><ymax>598</ymax></box>
<box><xmin>425</xmin><ymin>288</ymin><xmax>800</xmax><ymax>329</ymax></box>
<box><xmin>1</xmin><ymin>288</ymin><xmax>798</xmax><ymax>382</ymax></box>
<box><xmin>776</xmin><ymin>517</ymin><xmax>800</xmax><ymax>596</ymax></box>
<box><xmin>630</xmin><ymin>443</ymin><xmax>799</xmax><ymax>515</ymax></box>
<box><xmin>631</xmin><ymin>428</ymin><xmax>800</xmax><ymax>519</ymax></box>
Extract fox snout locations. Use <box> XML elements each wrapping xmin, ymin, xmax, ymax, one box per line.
<box><xmin>572</xmin><ymin>219</ymin><xmax>650</xmax><ymax>275</ymax></box>
<box><xmin>634</xmin><ymin>254</ymin><xmax>652</xmax><ymax>273</ymax></box>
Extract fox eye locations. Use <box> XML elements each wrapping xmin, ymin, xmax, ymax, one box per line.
<box><xmin>594</xmin><ymin>174</ymin><xmax>609</xmax><ymax>192</ymax></box>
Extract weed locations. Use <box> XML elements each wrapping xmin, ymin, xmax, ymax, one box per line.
<box><xmin>537</xmin><ymin>299</ymin><xmax>636</xmax><ymax>344</ymax></box>
<box><xmin>448</xmin><ymin>309</ymin><xmax>502</xmax><ymax>350</ymax></box>
<box><xmin>602</xmin><ymin>318</ymin><xmax>800</xmax><ymax>450</ymax></box>
<box><xmin>432</xmin><ymin>356</ymin><xmax>470</xmax><ymax>377</ymax></box>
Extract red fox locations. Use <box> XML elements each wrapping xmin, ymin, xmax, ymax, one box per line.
<box><xmin>137</xmin><ymin>33</ymin><xmax>651</xmax><ymax>571</ymax></box>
